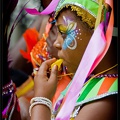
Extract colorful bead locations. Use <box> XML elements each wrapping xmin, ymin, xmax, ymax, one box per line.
<box><xmin>2</xmin><ymin>80</ymin><xmax>15</xmax><ymax>96</ymax></box>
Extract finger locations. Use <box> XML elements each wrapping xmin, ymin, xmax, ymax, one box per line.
<box><xmin>49</xmin><ymin>65</ymin><xmax>58</xmax><ymax>84</ymax></box>
<box><xmin>37</xmin><ymin>58</ymin><xmax>57</xmax><ymax>75</ymax></box>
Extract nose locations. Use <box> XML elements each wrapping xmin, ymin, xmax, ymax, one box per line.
<box><xmin>53</xmin><ymin>33</ymin><xmax>63</xmax><ymax>50</ymax></box>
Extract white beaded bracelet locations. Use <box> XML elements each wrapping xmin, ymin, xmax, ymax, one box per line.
<box><xmin>30</xmin><ymin>97</ymin><xmax>52</xmax><ymax>104</ymax></box>
<box><xmin>29</xmin><ymin>97</ymin><xmax>52</xmax><ymax>116</ymax></box>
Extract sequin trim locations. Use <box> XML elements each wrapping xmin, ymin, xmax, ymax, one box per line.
<box><xmin>2</xmin><ymin>80</ymin><xmax>15</xmax><ymax>96</ymax></box>
<box><xmin>75</xmin><ymin>91</ymin><xmax>118</xmax><ymax>106</ymax></box>
<box><xmin>55</xmin><ymin>3</ymin><xmax>104</xmax><ymax>28</ymax></box>
<box><xmin>70</xmin><ymin>91</ymin><xmax>118</xmax><ymax>118</ymax></box>
<box><xmin>92</xmin><ymin>0</ymin><xmax>99</xmax><ymax>3</ymax></box>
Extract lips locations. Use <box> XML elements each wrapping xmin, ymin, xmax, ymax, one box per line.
<box><xmin>57</xmin><ymin>51</ymin><xmax>62</xmax><ymax>59</ymax></box>
<box><xmin>58</xmin><ymin>52</ymin><xmax>66</xmax><ymax>64</ymax></box>
<box><xmin>47</xmin><ymin>45</ymin><xmax>58</xmax><ymax>58</ymax></box>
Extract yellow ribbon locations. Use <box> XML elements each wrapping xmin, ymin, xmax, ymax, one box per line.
<box><xmin>95</xmin><ymin>0</ymin><xmax>104</xmax><ymax>29</ymax></box>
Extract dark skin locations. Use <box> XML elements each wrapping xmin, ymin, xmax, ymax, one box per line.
<box><xmin>46</xmin><ymin>24</ymin><xmax>59</xmax><ymax>58</ymax></box>
<box><xmin>76</xmin><ymin>95</ymin><xmax>117</xmax><ymax>120</ymax></box>
<box><xmin>31</xmin><ymin>9</ymin><xmax>117</xmax><ymax>120</ymax></box>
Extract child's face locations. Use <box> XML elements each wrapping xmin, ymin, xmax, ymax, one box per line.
<box><xmin>53</xmin><ymin>9</ymin><xmax>93</xmax><ymax>73</ymax></box>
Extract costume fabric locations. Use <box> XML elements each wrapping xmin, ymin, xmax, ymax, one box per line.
<box><xmin>51</xmin><ymin>76</ymin><xmax>118</xmax><ymax>120</ymax></box>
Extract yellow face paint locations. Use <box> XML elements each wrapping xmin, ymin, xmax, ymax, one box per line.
<box><xmin>57</xmin><ymin>16</ymin><xmax>78</xmax><ymax>50</ymax></box>
<box><xmin>58</xmin><ymin>24</ymin><xmax>67</xmax><ymax>34</ymax></box>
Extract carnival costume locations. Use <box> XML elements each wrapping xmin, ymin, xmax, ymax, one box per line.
<box><xmin>24</xmin><ymin>0</ymin><xmax>117</xmax><ymax>120</ymax></box>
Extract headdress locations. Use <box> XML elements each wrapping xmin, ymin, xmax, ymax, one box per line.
<box><xmin>54</xmin><ymin>0</ymin><xmax>105</xmax><ymax>28</ymax></box>
<box><xmin>25</xmin><ymin>0</ymin><xmax>105</xmax><ymax>29</ymax></box>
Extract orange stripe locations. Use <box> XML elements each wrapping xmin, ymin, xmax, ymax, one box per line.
<box><xmin>52</xmin><ymin>75</ymin><xmax>71</xmax><ymax>106</ymax></box>
<box><xmin>97</xmin><ymin>77</ymin><xmax>116</xmax><ymax>95</ymax></box>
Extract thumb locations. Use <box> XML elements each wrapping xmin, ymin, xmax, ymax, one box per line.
<box><xmin>49</xmin><ymin>65</ymin><xmax>58</xmax><ymax>83</ymax></box>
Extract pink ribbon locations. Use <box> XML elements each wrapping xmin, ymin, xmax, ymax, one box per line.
<box><xmin>25</xmin><ymin>0</ymin><xmax>60</xmax><ymax>15</ymax></box>
<box><xmin>56</xmin><ymin>21</ymin><xmax>106</xmax><ymax>120</ymax></box>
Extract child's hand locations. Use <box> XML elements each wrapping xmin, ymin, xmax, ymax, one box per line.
<box><xmin>34</xmin><ymin>58</ymin><xmax>58</xmax><ymax>100</ymax></box>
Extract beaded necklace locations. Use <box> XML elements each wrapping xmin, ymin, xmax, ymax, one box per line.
<box><xmin>57</xmin><ymin>64</ymin><xmax>118</xmax><ymax>81</ymax></box>
<box><xmin>84</xmin><ymin>64</ymin><xmax>118</xmax><ymax>86</ymax></box>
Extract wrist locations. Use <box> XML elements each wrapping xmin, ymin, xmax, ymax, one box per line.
<box><xmin>29</xmin><ymin>97</ymin><xmax>52</xmax><ymax>116</ymax></box>
<box><xmin>34</xmin><ymin>91</ymin><xmax>51</xmax><ymax>100</ymax></box>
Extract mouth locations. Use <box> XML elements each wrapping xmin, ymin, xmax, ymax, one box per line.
<box><xmin>57</xmin><ymin>53</ymin><xmax>63</xmax><ymax>60</ymax></box>
<box><xmin>58</xmin><ymin>55</ymin><xmax>66</xmax><ymax>66</ymax></box>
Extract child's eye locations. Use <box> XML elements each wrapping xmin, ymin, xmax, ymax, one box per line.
<box><xmin>57</xmin><ymin>24</ymin><xmax>67</xmax><ymax>39</ymax></box>
<box><xmin>58</xmin><ymin>30</ymin><xmax>67</xmax><ymax>39</ymax></box>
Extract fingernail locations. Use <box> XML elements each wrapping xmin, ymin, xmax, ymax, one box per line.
<box><xmin>53</xmin><ymin>65</ymin><xmax>58</xmax><ymax>71</ymax></box>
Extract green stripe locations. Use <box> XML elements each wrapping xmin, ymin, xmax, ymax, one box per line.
<box><xmin>61</xmin><ymin>81</ymin><xmax>72</xmax><ymax>96</ymax></box>
<box><xmin>77</xmin><ymin>78</ymin><xmax>101</xmax><ymax>102</ymax></box>
<box><xmin>79</xmin><ymin>80</ymin><xmax>90</xmax><ymax>94</ymax></box>
<box><xmin>84</xmin><ymin>78</ymin><xmax>105</xmax><ymax>100</ymax></box>
<box><xmin>109</xmin><ymin>78</ymin><xmax>118</xmax><ymax>92</ymax></box>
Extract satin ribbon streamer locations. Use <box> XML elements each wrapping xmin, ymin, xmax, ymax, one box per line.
<box><xmin>56</xmin><ymin>0</ymin><xmax>114</xmax><ymax>120</ymax></box>
<box><xmin>25</xmin><ymin>0</ymin><xmax>60</xmax><ymax>15</ymax></box>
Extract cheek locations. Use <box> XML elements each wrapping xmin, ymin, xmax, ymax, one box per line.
<box><xmin>64</xmin><ymin>48</ymin><xmax>80</xmax><ymax>64</ymax></box>
<box><xmin>63</xmin><ymin>49</ymin><xmax>81</xmax><ymax>72</ymax></box>
<box><xmin>62</xmin><ymin>31</ymin><xmax>77</xmax><ymax>50</ymax></box>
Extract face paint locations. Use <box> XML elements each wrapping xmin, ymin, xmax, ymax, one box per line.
<box><xmin>62</xmin><ymin>30</ymin><xmax>77</xmax><ymax>49</ymax></box>
<box><xmin>58</xmin><ymin>16</ymin><xmax>81</xmax><ymax>50</ymax></box>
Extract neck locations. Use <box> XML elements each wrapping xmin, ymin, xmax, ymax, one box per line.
<box><xmin>92</xmin><ymin>39</ymin><xmax>118</xmax><ymax>75</ymax></box>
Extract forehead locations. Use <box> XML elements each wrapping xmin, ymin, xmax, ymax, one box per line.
<box><xmin>55</xmin><ymin>8</ymin><xmax>93</xmax><ymax>33</ymax></box>
<box><xmin>56</xmin><ymin>9</ymin><xmax>77</xmax><ymax>25</ymax></box>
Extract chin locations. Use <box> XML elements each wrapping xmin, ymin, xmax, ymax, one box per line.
<box><xmin>63</xmin><ymin>60</ymin><xmax>67</xmax><ymax>66</ymax></box>
<box><xmin>65</xmin><ymin>64</ymin><xmax>77</xmax><ymax>74</ymax></box>
<box><xmin>62</xmin><ymin>62</ymin><xmax>70</xmax><ymax>71</ymax></box>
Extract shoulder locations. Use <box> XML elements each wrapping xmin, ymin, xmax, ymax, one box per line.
<box><xmin>76</xmin><ymin>76</ymin><xmax>118</xmax><ymax>106</ymax></box>
<box><xmin>75</xmin><ymin>94</ymin><xmax>117</xmax><ymax>120</ymax></box>
<box><xmin>70</xmin><ymin>77</ymin><xmax>118</xmax><ymax>120</ymax></box>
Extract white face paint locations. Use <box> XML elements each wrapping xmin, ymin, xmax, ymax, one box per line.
<box><xmin>59</xmin><ymin>16</ymin><xmax>82</xmax><ymax>50</ymax></box>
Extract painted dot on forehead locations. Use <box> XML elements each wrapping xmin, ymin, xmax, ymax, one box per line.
<box><xmin>75</xmin><ymin>28</ymin><xmax>82</xmax><ymax>38</ymax></box>
<box><xmin>75</xmin><ymin>29</ymin><xmax>79</xmax><ymax>34</ymax></box>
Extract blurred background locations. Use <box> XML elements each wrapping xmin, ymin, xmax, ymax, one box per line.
<box><xmin>8</xmin><ymin>0</ymin><xmax>43</xmax><ymax>49</ymax></box>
